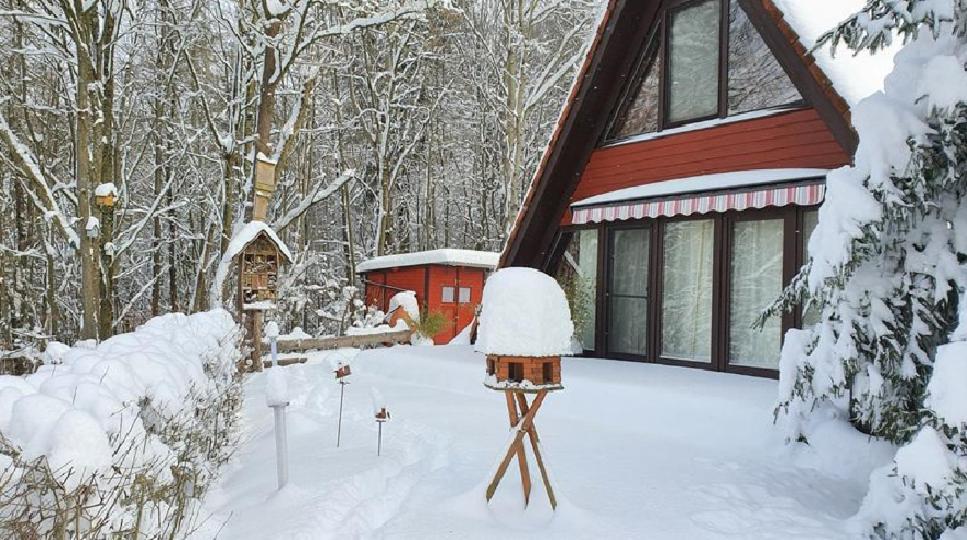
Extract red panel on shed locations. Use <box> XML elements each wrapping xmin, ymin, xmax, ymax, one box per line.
<box><xmin>362</xmin><ymin>264</ymin><xmax>487</xmax><ymax>343</ymax></box>
<box><xmin>425</xmin><ymin>266</ymin><xmax>486</xmax><ymax>344</ymax></box>
<box><xmin>568</xmin><ymin>108</ymin><xmax>850</xmax><ymax>209</ymax></box>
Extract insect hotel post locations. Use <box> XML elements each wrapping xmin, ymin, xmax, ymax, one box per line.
<box><xmin>475</xmin><ymin>267</ymin><xmax>574</xmax><ymax>509</ymax></box>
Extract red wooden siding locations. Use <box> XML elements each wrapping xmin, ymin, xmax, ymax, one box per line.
<box><xmin>567</xmin><ymin>107</ymin><xmax>850</xmax><ymax>211</ymax></box>
<box><xmin>363</xmin><ymin>265</ymin><xmax>487</xmax><ymax>343</ymax></box>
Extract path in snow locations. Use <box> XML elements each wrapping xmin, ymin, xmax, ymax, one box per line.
<box><xmin>196</xmin><ymin>345</ymin><xmax>892</xmax><ymax>539</ymax></box>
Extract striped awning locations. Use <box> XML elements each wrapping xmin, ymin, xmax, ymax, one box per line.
<box><xmin>571</xmin><ymin>182</ymin><xmax>824</xmax><ymax>225</ymax></box>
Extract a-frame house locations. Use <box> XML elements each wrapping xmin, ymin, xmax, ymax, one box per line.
<box><xmin>502</xmin><ymin>0</ymin><xmax>893</xmax><ymax>377</ymax></box>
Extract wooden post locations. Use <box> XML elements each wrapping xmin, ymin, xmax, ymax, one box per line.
<box><xmin>485</xmin><ymin>389</ymin><xmax>547</xmax><ymax>505</ymax></box>
<box><xmin>515</xmin><ymin>392</ymin><xmax>557</xmax><ymax>509</ymax></box>
<box><xmin>505</xmin><ymin>390</ymin><xmax>532</xmax><ymax>504</ymax></box>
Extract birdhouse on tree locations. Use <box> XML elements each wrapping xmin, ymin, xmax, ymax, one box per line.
<box><xmin>94</xmin><ymin>182</ymin><xmax>119</xmax><ymax>208</ymax></box>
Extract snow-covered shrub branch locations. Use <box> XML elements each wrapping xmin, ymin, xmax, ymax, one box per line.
<box><xmin>0</xmin><ymin>310</ymin><xmax>243</xmax><ymax>538</ymax></box>
<box><xmin>769</xmin><ymin>1</ymin><xmax>967</xmax><ymax>537</ymax></box>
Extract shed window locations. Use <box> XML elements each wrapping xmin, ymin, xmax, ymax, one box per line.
<box><xmin>442</xmin><ymin>286</ymin><xmax>455</xmax><ymax>303</ymax></box>
<box><xmin>667</xmin><ymin>0</ymin><xmax>721</xmax><ymax>123</ymax></box>
<box><xmin>458</xmin><ymin>287</ymin><xmax>471</xmax><ymax>303</ymax></box>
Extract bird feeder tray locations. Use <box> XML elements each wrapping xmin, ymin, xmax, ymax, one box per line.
<box><xmin>375</xmin><ymin>408</ymin><xmax>390</xmax><ymax>422</ymax></box>
<box><xmin>484</xmin><ymin>354</ymin><xmax>562</xmax><ymax>393</ymax></box>
<box><xmin>334</xmin><ymin>364</ymin><xmax>352</xmax><ymax>379</ymax></box>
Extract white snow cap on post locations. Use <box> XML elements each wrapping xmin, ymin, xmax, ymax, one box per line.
<box><xmin>264</xmin><ymin>321</ymin><xmax>280</xmax><ymax>339</ymax></box>
<box><xmin>475</xmin><ymin>267</ymin><xmax>574</xmax><ymax>357</ymax></box>
<box><xmin>265</xmin><ymin>368</ymin><xmax>289</xmax><ymax>407</ymax></box>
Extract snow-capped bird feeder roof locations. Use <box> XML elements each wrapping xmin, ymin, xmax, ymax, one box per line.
<box><xmin>356</xmin><ymin>249</ymin><xmax>499</xmax><ymax>273</ymax></box>
<box><xmin>475</xmin><ymin>267</ymin><xmax>574</xmax><ymax>357</ymax></box>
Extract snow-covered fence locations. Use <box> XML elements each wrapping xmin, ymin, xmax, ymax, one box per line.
<box><xmin>0</xmin><ymin>310</ymin><xmax>243</xmax><ymax>538</ymax></box>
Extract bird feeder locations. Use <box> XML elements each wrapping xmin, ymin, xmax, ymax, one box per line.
<box><xmin>475</xmin><ymin>267</ymin><xmax>575</xmax><ymax>510</ymax></box>
<box><xmin>334</xmin><ymin>363</ymin><xmax>352</xmax><ymax>379</ymax></box>
<box><xmin>375</xmin><ymin>407</ymin><xmax>390</xmax><ymax>421</ymax></box>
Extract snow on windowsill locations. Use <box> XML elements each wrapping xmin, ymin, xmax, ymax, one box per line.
<box><xmin>572</xmin><ymin>168</ymin><xmax>829</xmax><ymax>207</ymax></box>
<box><xmin>356</xmin><ymin>249</ymin><xmax>500</xmax><ymax>273</ymax></box>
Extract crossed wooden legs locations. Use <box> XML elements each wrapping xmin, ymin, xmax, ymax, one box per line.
<box><xmin>485</xmin><ymin>389</ymin><xmax>557</xmax><ymax>509</ymax></box>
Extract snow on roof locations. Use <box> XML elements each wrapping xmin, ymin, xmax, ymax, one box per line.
<box><xmin>356</xmin><ymin>249</ymin><xmax>500</xmax><ymax>273</ymax></box>
<box><xmin>475</xmin><ymin>267</ymin><xmax>574</xmax><ymax>357</ymax></box>
<box><xmin>572</xmin><ymin>168</ymin><xmax>829</xmax><ymax>207</ymax></box>
<box><xmin>773</xmin><ymin>0</ymin><xmax>899</xmax><ymax>107</ymax></box>
<box><xmin>94</xmin><ymin>182</ymin><xmax>118</xmax><ymax>197</ymax></box>
<box><xmin>225</xmin><ymin>220</ymin><xmax>292</xmax><ymax>262</ymax></box>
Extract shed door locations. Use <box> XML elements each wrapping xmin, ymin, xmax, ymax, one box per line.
<box><xmin>606</xmin><ymin>227</ymin><xmax>650</xmax><ymax>357</ymax></box>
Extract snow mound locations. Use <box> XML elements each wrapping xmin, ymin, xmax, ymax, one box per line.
<box><xmin>475</xmin><ymin>267</ymin><xmax>573</xmax><ymax>357</ymax></box>
<box><xmin>0</xmin><ymin>310</ymin><xmax>240</xmax><ymax>491</ymax></box>
<box><xmin>388</xmin><ymin>290</ymin><xmax>420</xmax><ymax>321</ymax></box>
<box><xmin>264</xmin><ymin>321</ymin><xmax>280</xmax><ymax>339</ymax></box>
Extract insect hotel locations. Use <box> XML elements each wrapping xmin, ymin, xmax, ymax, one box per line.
<box><xmin>476</xmin><ymin>267</ymin><xmax>574</xmax><ymax>509</ymax></box>
<box><xmin>230</xmin><ymin>221</ymin><xmax>291</xmax><ymax>370</ymax></box>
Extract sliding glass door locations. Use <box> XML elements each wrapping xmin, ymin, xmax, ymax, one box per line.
<box><xmin>661</xmin><ymin>219</ymin><xmax>714</xmax><ymax>363</ymax></box>
<box><xmin>607</xmin><ymin>227</ymin><xmax>650</xmax><ymax>357</ymax></box>
<box><xmin>728</xmin><ymin>218</ymin><xmax>784</xmax><ymax>369</ymax></box>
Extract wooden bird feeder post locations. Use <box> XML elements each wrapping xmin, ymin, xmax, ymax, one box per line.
<box><xmin>477</xmin><ymin>267</ymin><xmax>574</xmax><ymax>511</ymax></box>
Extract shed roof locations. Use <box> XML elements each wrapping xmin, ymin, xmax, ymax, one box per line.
<box><xmin>357</xmin><ymin>249</ymin><xmax>500</xmax><ymax>273</ymax></box>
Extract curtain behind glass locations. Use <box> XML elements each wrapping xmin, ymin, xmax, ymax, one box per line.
<box><xmin>661</xmin><ymin>220</ymin><xmax>714</xmax><ymax>362</ymax></box>
<box><xmin>608</xmin><ymin>228</ymin><xmax>649</xmax><ymax>356</ymax></box>
<box><xmin>729</xmin><ymin>219</ymin><xmax>783</xmax><ymax>369</ymax></box>
<box><xmin>668</xmin><ymin>0</ymin><xmax>720</xmax><ymax>123</ymax></box>
<box><xmin>578</xmin><ymin>231</ymin><xmax>598</xmax><ymax>349</ymax></box>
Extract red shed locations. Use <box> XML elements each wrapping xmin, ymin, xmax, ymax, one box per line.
<box><xmin>357</xmin><ymin>249</ymin><xmax>499</xmax><ymax>343</ymax></box>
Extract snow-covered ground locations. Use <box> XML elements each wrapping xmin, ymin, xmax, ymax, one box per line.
<box><xmin>196</xmin><ymin>345</ymin><xmax>894</xmax><ymax>539</ymax></box>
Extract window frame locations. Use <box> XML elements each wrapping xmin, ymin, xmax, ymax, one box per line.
<box><xmin>661</xmin><ymin>0</ymin><xmax>728</xmax><ymax>130</ymax></box>
<box><xmin>554</xmin><ymin>196</ymin><xmax>822</xmax><ymax>378</ymax></box>
<box><xmin>603</xmin><ymin>0</ymin><xmax>806</xmax><ymax>143</ymax></box>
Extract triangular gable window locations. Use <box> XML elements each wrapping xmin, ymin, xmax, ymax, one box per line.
<box><xmin>606</xmin><ymin>0</ymin><xmax>802</xmax><ymax>142</ymax></box>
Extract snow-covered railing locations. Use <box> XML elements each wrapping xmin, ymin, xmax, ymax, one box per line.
<box><xmin>0</xmin><ymin>310</ymin><xmax>243</xmax><ymax>538</ymax></box>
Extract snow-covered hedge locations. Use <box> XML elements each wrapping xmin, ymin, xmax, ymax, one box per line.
<box><xmin>0</xmin><ymin>310</ymin><xmax>242</xmax><ymax>538</ymax></box>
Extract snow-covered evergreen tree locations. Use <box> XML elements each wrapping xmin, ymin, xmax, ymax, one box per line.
<box><xmin>772</xmin><ymin>1</ymin><xmax>967</xmax><ymax>537</ymax></box>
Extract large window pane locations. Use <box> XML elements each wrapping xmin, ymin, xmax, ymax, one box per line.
<box><xmin>729</xmin><ymin>219</ymin><xmax>784</xmax><ymax>369</ymax></box>
<box><xmin>608</xmin><ymin>229</ymin><xmax>650</xmax><ymax>356</ymax></box>
<box><xmin>611</xmin><ymin>39</ymin><xmax>662</xmax><ymax>139</ymax></box>
<box><xmin>727</xmin><ymin>0</ymin><xmax>801</xmax><ymax>114</ymax></box>
<box><xmin>557</xmin><ymin>230</ymin><xmax>598</xmax><ymax>350</ymax></box>
<box><xmin>668</xmin><ymin>0</ymin><xmax>721</xmax><ymax>124</ymax></box>
<box><xmin>661</xmin><ymin>220</ymin><xmax>714</xmax><ymax>362</ymax></box>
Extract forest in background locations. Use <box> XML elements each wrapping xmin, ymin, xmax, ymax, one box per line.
<box><xmin>0</xmin><ymin>0</ymin><xmax>599</xmax><ymax>347</ymax></box>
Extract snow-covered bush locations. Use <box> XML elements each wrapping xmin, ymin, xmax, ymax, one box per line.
<box><xmin>0</xmin><ymin>310</ymin><xmax>242</xmax><ymax>538</ymax></box>
<box><xmin>767</xmin><ymin>2</ymin><xmax>967</xmax><ymax>537</ymax></box>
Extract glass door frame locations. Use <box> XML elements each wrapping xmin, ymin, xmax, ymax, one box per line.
<box><xmin>719</xmin><ymin>207</ymin><xmax>797</xmax><ymax>377</ymax></box>
<box><xmin>553</xmin><ymin>202</ymin><xmax>820</xmax><ymax>378</ymax></box>
<box><xmin>603</xmin><ymin>222</ymin><xmax>656</xmax><ymax>361</ymax></box>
